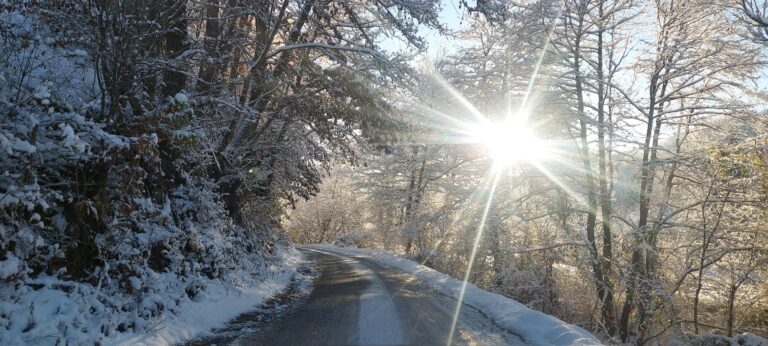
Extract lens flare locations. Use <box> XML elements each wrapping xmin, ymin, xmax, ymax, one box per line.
<box><xmin>446</xmin><ymin>166</ymin><xmax>502</xmax><ymax>346</ymax></box>
<box><xmin>468</xmin><ymin>114</ymin><xmax>550</xmax><ymax>165</ymax></box>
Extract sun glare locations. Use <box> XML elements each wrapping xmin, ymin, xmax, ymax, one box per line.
<box><xmin>468</xmin><ymin>115</ymin><xmax>549</xmax><ymax>165</ymax></box>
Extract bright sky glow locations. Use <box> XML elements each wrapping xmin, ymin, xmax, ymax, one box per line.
<box><xmin>468</xmin><ymin>113</ymin><xmax>550</xmax><ymax>165</ymax></box>
<box><xmin>434</xmin><ymin>3</ymin><xmax>565</xmax><ymax>343</ymax></box>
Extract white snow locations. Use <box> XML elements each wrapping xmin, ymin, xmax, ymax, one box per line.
<box><xmin>307</xmin><ymin>244</ymin><xmax>602</xmax><ymax>346</ymax></box>
<box><xmin>671</xmin><ymin>332</ymin><xmax>768</xmax><ymax>346</ymax></box>
<box><xmin>110</xmin><ymin>248</ymin><xmax>308</xmax><ymax>346</ymax></box>
<box><xmin>71</xmin><ymin>49</ymin><xmax>88</xmax><ymax>57</ymax></box>
<box><xmin>33</xmin><ymin>84</ymin><xmax>51</xmax><ymax>100</ymax></box>
<box><xmin>0</xmin><ymin>133</ymin><xmax>11</xmax><ymax>154</ymax></box>
<box><xmin>736</xmin><ymin>333</ymin><xmax>768</xmax><ymax>346</ymax></box>
<box><xmin>59</xmin><ymin>123</ymin><xmax>87</xmax><ymax>153</ymax></box>
<box><xmin>0</xmin><ymin>247</ymin><xmax>308</xmax><ymax>346</ymax></box>
<box><xmin>10</xmin><ymin>136</ymin><xmax>37</xmax><ymax>154</ymax></box>
<box><xmin>174</xmin><ymin>92</ymin><xmax>188</xmax><ymax>104</ymax></box>
<box><xmin>0</xmin><ymin>255</ymin><xmax>20</xmax><ymax>279</ymax></box>
<box><xmin>0</xmin><ymin>8</ymin><xmax>312</xmax><ymax>346</ymax></box>
<box><xmin>51</xmin><ymin>212</ymin><xmax>67</xmax><ymax>232</ymax></box>
<box><xmin>128</xmin><ymin>276</ymin><xmax>142</xmax><ymax>291</ymax></box>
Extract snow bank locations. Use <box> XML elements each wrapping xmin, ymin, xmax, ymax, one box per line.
<box><xmin>307</xmin><ymin>244</ymin><xmax>601</xmax><ymax>346</ymax></box>
<box><xmin>670</xmin><ymin>332</ymin><xmax>768</xmax><ymax>346</ymax></box>
<box><xmin>111</xmin><ymin>247</ymin><xmax>308</xmax><ymax>346</ymax></box>
<box><xmin>1</xmin><ymin>247</ymin><xmax>307</xmax><ymax>346</ymax></box>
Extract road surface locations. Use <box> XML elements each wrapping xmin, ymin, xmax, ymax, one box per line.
<box><xmin>188</xmin><ymin>248</ymin><xmax>525</xmax><ymax>345</ymax></box>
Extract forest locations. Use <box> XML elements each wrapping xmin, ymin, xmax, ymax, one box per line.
<box><xmin>1</xmin><ymin>0</ymin><xmax>768</xmax><ymax>345</ymax></box>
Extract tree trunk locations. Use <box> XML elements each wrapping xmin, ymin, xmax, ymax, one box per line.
<box><xmin>163</xmin><ymin>0</ymin><xmax>188</xmax><ymax>97</ymax></box>
<box><xmin>403</xmin><ymin>146</ymin><xmax>420</xmax><ymax>254</ymax></box>
<box><xmin>620</xmin><ymin>24</ymin><xmax>673</xmax><ymax>343</ymax></box>
<box><xmin>489</xmin><ymin>222</ymin><xmax>504</xmax><ymax>287</ymax></box>
<box><xmin>595</xmin><ymin>1</ymin><xmax>616</xmax><ymax>335</ymax></box>
<box><xmin>727</xmin><ymin>284</ymin><xmax>736</xmax><ymax>337</ymax></box>
<box><xmin>571</xmin><ymin>4</ymin><xmax>613</xmax><ymax>335</ymax></box>
<box><xmin>197</xmin><ymin>0</ymin><xmax>221</xmax><ymax>94</ymax></box>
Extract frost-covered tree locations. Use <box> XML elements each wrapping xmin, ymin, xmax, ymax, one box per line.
<box><xmin>0</xmin><ymin>0</ymin><xmax>445</xmax><ymax>343</ymax></box>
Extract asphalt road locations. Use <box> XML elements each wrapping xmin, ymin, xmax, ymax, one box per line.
<box><xmin>190</xmin><ymin>248</ymin><xmax>524</xmax><ymax>346</ymax></box>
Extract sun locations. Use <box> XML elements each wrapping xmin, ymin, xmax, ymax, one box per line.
<box><xmin>468</xmin><ymin>114</ymin><xmax>549</xmax><ymax>165</ymax></box>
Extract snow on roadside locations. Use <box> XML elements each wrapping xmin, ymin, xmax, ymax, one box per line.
<box><xmin>307</xmin><ymin>244</ymin><xmax>601</xmax><ymax>346</ymax></box>
<box><xmin>0</xmin><ymin>247</ymin><xmax>308</xmax><ymax>346</ymax></box>
<box><xmin>669</xmin><ymin>332</ymin><xmax>768</xmax><ymax>346</ymax></box>
<box><xmin>111</xmin><ymin>247</ymin><xmax>308</xmax><ymax>346</ymax></box>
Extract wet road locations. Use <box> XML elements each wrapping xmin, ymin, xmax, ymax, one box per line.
<box><xmin>189</xmin><ymin>248</ymin><xmax>524</xmax><ymax>345</ymax></box>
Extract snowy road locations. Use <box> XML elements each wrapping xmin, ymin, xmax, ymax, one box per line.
<box><xmin>189</xmin><ymin>248</ymin><xmax>525</xmax><ymax>345</ymax></box>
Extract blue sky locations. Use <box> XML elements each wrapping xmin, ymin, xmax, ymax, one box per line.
<box><xmin>379</xmin><ymin>0</ymin><xmax>468</xmax><ymax>58</ymax></box>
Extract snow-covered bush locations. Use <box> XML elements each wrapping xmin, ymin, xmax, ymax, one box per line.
<box><xmin>0</xmin><ymin>4</ymin><xmax>121</xmax><ymax>282</ymax></box>
<box><xmin>333</xmin><ymin>234</ymin><xmax>360</xmax><ymax>248</ymax></box>
<box><xmin>0</xmin><ymin>5</ymin><xmax>295</xmax><ymax>344</ymax></box>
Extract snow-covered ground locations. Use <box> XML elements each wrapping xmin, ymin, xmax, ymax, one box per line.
<box><xmin>673</xmin><ymin>333</ymin><xmax>768</xmax><ymax>346</ymax></box>
<box><xmin>0</xmin><ymin>247</ymin><xmax>309</xmax><ymax>346</ymax></box>
<box><xmin>307</xmin><ymin>244</ymin><xmax>602</xmax><ymax>346</ymax></box>
<box><xmin>111</xmin><ymin>248</ymin><xmax>309</xmax><ymax>345</ymax></box>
